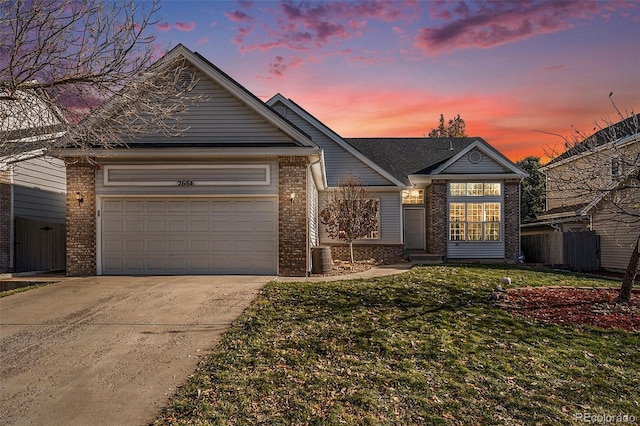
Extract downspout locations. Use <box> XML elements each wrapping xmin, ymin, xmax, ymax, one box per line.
<box><xmin>307</xmin><ymin>154</ymin><xmax>323</xmax><ymax>276</ymax></box>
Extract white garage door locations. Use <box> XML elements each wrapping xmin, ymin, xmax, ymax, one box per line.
<box><xmin>101</xmin><ymin>198</ymin><xmax>277</xmax><ymax>275</ymax></box>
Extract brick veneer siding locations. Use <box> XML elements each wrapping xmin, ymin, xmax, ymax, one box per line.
<box><xmin>0</xmin><ymin>168</ymin><xmax>11</xmax><ymax>273</ymax></box>
<box><xmin>327</xmin><ymin>244</ymin><xmax>404</xmax><ymax>264</ymax></box>
<box><xmin>66</xmin><ymin>159</ymin><xmax>96</xmax><ymax>276</ymax></box>
<box><xmin>279</xmin><ymin>156</ymin><xmax>308</xmax><ymax>276</ymax></box>
<box><xmin>503</xmin><ymin>179</ymin><xmax>521</xmax><ymax>262</ymax></box>
<box><xmin>426</xmin><ymin>180</ymin><xmax>447</xmax><ymax>256</ymax></box>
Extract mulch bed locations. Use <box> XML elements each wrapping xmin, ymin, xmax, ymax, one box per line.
<box><xmin>504</xmin><ymin>287</ymin><xmax>640</xmax><ymax>332</ymax></box>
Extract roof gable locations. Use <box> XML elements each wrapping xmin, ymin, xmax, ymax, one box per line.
<box><xmin>433</xmin><ymin>140</ymin><xmax>524</xmax><ymax>176</ymax></box>
<box><xmin>544</xmin><ymin>113</ymin><xmax>640</xmax><ymax>168</ymax></box>
<box><xmin>267</xmin><ymin>94</ymin><xmax>405</xmax><ymax>187</ymax></box>
<box><xmin>85</xmin><ymin>44</ymin><xmax>316</xmax><ymax>149</ymax></box>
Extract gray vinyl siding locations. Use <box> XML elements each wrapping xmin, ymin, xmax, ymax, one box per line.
<box><xmin>447</xmin><ymin>186</ymin><xmax>505</xmax><ymax>259</ymax></box>
<box><xmin>95</xmin><ymin>160</ymin><xmax>279</xmax><ymax>196</ymax></box>
<box><xmin>308</xmin><ymin>169</ymin><xmax>319</xmax><ymax>247</ymax></box>
<box><xmin>319</xmin><ymin>191</ymin><xmax>402</xmax><ymax>244</ymax></box>
<box><xmin>12</xmin><ymin>157</ymin><xmax>66</xmax><ymax>222</ymax></box>
<box><xmin>273</xmin><ymin>102</ymin><xmax>393</xmax><ymax>186</ymax></box>
<box><xmin>123</xmin><ymin>68</ymin><xmax>296</xmax><ymax>146</ymax></box>
<box><xmin>592</xmin><ymin>197</ymin><xmax>640</xmax><ymax>272</ymax></box>
<box><xmin>442</xmin><ymin>149</ymin><xmax>508</xmax><ymax>174</ymax></box>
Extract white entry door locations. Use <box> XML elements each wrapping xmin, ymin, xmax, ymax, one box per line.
<box><xmin>404</xmin><ymin>207</ymin><xmax>426</xmax><ymax>250</ymax></box>
<box><xmin>100</xmin><ymin>197</ymin><xmax>277</xmax><ymax>275</ymax></box>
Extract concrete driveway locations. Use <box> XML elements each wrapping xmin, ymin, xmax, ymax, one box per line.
<box><xmin>0</xmin><ymin>275</ymin><xmax>272</xmax><ymax>426</ymax></box>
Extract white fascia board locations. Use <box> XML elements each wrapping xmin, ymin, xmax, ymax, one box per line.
<box><xmin>60</xmin><ymin>147</ymin><xmax>323</xmax><ymax>159</ymax></box>
<box><xmin>409</xmin><ymin>173</ymin><xmax>524</xmax><ymax>184</ymax></box>
<box><xmin>171</xmin><ymin>48</ymin><xmax>316</xmax><ymax>149</ymax></box>
<box><xmin>0</xmin><ymin>148</ymin><xmax>47</xmax><ymax>170</ymax></box>
<box><xmin>431</xmin><ymin>140</ymin><xmax>527</xmax><ymax>176</ymax></box>
<box><xmin>541</xmin><ymin>133</ymin><xmax>640</xmax><ymax>172</ymax></box>
<box><xmin>267</xmin><ymin>94</ymin><xmax>406</xmax><ymax>188</ymax></box>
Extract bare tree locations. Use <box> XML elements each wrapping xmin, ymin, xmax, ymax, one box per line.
<box><xmin>319</xmin><ymin>174</ymin><xmax>380</xmax><ymax>264</ymax></box>
<box><xmin>0</xmin><ymin>0</ymin><xmax>195</xmax><ymax>161</ymax></box>
<box><xmin>543</xmin><ymin>98</ymin><xmax>639</xmax><ymax>302</ymax></box>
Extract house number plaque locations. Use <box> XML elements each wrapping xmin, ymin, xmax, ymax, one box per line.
<box><xmin>177</xmin><ymin>180</ymin><xmax>194</xmax><ymax>186</ymax></box>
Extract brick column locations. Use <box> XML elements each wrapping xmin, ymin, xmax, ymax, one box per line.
<box><xmin>279</xmin><ymin>156</ymin><xmax>308</xmax><ymax>276</ymax></box>
<box><xmin>426</xmin><ymin>180</ymin><xmax>447</xmax><ymax>256</ymax></box>
<box><xmin>66</xmin><ymin>159</ymin><xmax>96</xmax><ymax>276</ymax></box>
<box><xmin>0</xmin><ymin>168</ymin><xmax>11</xmax><ymax>273</ymax></box>
<box><xmin>503</xmin><ymin>179</ymin><xmax>521</xmax><ymax>262</ymax></box>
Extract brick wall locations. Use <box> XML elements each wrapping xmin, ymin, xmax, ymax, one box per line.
<box><xmin>66</xmin><ymin>159</ymin><xmax>96</xmax><ymax>276</ymax></box>
<box><xmin>279</xmin><ymin>156</ymin><xmax>308</xmax><ymax>276</ymax></box>
<box><xmin>426</xmin><ymin>180</ymin><xmax>447</xmax><ymax>256</ymax></box>
<box><xmin>503</xmin><ymin>179</ymin><xmax>521</xmax><ymax>262</ymax></box>
<box><xmin>327</xmin><ymin>243</ymin><xmax>404</xmax><ymax>264</ymax></box>
<box><xmin>0</xmin><ymin>168</ymin><xmax>11</xmax><ymax>273</ymax></box>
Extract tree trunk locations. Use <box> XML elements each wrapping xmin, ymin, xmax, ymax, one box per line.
<box><xmin>617</xmin><ymin>234</ymin><xmax>640</xmax><ymax>303</ymax></box>
<box><xmin>349</xmin><ymin>241</ymin><xmax>354</xmax><ymax>264</ymax></box>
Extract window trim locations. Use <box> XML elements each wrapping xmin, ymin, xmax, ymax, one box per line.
<box><xmin>448</xmin><ymin>182</ymin><xmax>503</xmax><ymax>243</ymax></box>
<box><xmin>402</xmin><ymin>189</ymin><xmax>424</xmax><ymax>205</ymax></box>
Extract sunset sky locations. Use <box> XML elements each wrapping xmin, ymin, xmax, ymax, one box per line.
<box><xmin>152</xmin><ymin>0</ymin><xmax>640</xmax><ymax>161</ymax></box>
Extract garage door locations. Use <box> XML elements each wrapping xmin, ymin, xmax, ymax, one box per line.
<box><xmin>101</xmin><ymin>198</ymin><xmax>277</xmax><ymax>275</ymax></box>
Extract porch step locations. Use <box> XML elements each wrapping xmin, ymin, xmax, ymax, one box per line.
<box><xmin>406</xmin><ymin>252</ymin><xmax>444</xmax><ymax>264</ymax></box>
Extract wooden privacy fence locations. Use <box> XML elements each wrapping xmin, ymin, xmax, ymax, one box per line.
<box><xmin>15</xmin><ymin>216</ymin><xmax>66</xmax><ymax>272</ymax></box>
<box><xmin>521</xmin><ymin>231</ymin><xmax>600</xmax><ymax>272</ymax></box>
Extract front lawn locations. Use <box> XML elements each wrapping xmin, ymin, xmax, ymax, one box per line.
<box><xmin>154</xmin><ymin>265</ymin><xmax>639</xmax><ymax>425</ymax></box>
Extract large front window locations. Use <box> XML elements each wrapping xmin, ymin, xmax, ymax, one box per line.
<box><xmin>449</xmin><ymin>183</ymin><xmax>501</xmax><ymax>241</ymax></box>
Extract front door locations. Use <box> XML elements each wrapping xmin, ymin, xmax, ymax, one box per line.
<box><xmin>404</xmin><ymin>207</ymin><xmax>426</xmax><ymax>250</ymax></box>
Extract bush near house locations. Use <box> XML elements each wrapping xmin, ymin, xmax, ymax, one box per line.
<box><xmin>155</xmin><ymin>265</ymin><xmax>639</xmax><ymax>425</ymax></box>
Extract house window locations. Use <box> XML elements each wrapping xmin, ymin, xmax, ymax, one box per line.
<box><xmin>402</xmin><ymin>189</ymin><xmax>424</xmax><ymax>204</ymax></box>
<box><xmin>360</xmin><ymin>198</ymin><xmax>380</xmax><ymax>239</ymax></box>
<box><xmin>448</xmin><ymin>202</ymin><xmax>501</xmax><ymax>241</ymax></box>
<box><xmin>448</xmin><ymin>182</ymin><xmax>502</xmax><ymax>242</ymax></box>
<box><xmin>449</xmin><ymin>183</ymin><xmax>501</xmax><ymax>196</ymax></box>
<box><xmin>611</xmin><ymin>157</ymin><xmax>624</xmax><ymax>181</ymax></box>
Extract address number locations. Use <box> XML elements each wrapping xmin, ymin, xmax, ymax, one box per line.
<box><xmin>178</xmin><ymin>180</ymin><xmax>194</xmax><ymax>186</ymax></box>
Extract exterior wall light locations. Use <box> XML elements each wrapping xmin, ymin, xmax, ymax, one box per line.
<box><xmin>290</xmin><ymin>192</ymin><xmax>296</xmax><ymax>203</ymax></box>
<box><xmin>76</xmin><ymin>192</ymin><xmax>84</xmax><ymax>204</ymax></box>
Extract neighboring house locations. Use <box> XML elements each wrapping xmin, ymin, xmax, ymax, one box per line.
<box><xmin>526</xmin><ymin>114</ymin><xmax>640</xmax><ymax>272</ymax></box>
<box><xmin>0</xmin><ymin>88</ymin><xmax>67</xmax><ymax>273</ymax></box>
<box><xmin>60</xmin><ymin>44</ymin><xmax>526</xmax><ymax>277</ymax></box>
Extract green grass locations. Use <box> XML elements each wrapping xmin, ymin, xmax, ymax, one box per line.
<box><xmin>154</xmin><ymin>265</ymin><xmax>639</xmax><ymax>425</ymax></box>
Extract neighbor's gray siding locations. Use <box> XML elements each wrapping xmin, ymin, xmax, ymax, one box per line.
<box><xmin>319</xmin><ymin>191</ymin><xmax>402</xmax><ymax>244</ymax></box>
<box><xmin>442</xmin><ymin>148</ymin><xmax>508</xmax><ymax>174</ymax></box>
<box><xmin>592</xmin><ymin>195</ymin><xmax>640</xmax><ymax>272</ymax></box>
<box><xmin>95</xmin><ymin>160</ymin><xmax>279</xmax><ymax>196</ymax></box>
<box><xmin>13</xmin><ymin>157</ymin><xmax>66</xmax><ymax>222</ymax></box>
<box><xmin>123</xmin><ymin>68</ymin><xmax>295</xmax><ymax>146</ymax></box>
<box><xmin>273</xmin><ymin>102</ymin><xmax>393</xmax><ymax>186</ymax></box>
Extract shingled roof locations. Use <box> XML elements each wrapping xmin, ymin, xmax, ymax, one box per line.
<box><xmin>345</xmin><ymin>137</ymin><xmax>482</xmax><ymax>185</ymax></box>
<box><xmin>546</xmin><ymin>113</ymin><xmax>640</xmax><ymax>166</ymax></box>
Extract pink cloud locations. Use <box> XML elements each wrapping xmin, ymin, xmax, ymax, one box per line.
<box><xmin>156</xmin><ymin>22</ymin><xmax>171</xmax><ymax>32</ymax></box>
<box><xmin>226</xmin><ymin>1</ymin><xmax>418</xmax><ymax>75</ymax></box>
<box><xmin>175</xmin><ymin>21</ymin><xmax>196</xmax><ymax>32</ymax></box>
<box><xmin>267</xmin><ymin>55</ymin><xmax>304</xmax><ymax>78</ymax></box>
<box><xmin>196</xmin><ymin>37</ymin><xmax>210</xmax><ymax>46</ymax></box>
<box><xmin>416</xmin><ymin>1</ymin><xmax>602</xmax><ymax>55</ymax></box>
<box><xmin>225</xmin><ymin>10</ymin><xmax>254</xmax><ymax>23</ymax></box>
